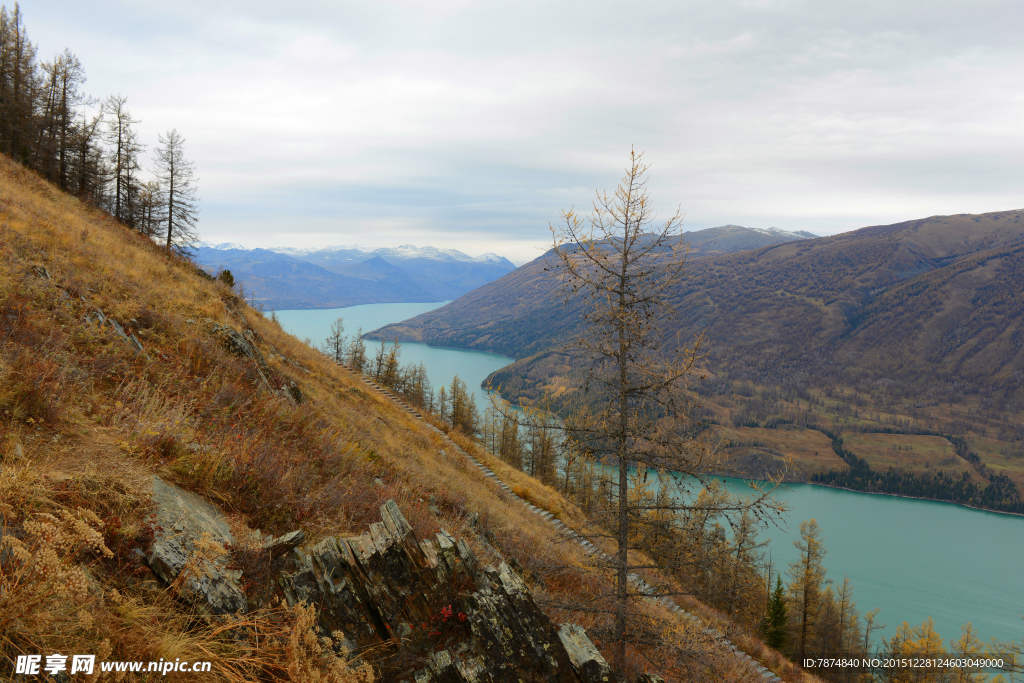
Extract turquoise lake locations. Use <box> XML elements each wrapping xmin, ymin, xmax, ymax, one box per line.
<box><xmin>275</xmin><ymin>302</ymin><xmax>1024</xmax><ymax>647</ymax></box>
<box><xmin>275</xmin><ymin>302</ymin><xmax>511</xmax><ymax>409</ymax></box>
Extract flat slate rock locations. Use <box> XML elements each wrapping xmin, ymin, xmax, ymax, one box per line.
<box><xmin>146</xmin><ymin>476</ymin><xmax>247</xmax><ymax>615</ymax></box>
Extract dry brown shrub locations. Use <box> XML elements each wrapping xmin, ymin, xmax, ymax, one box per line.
<box><xmin>112</xmin><ymin>377</ymin><xmax>198</xmax><ymax>465</ymax></box>
<box><xmin>286</xmin><ymin>602</ymin><xmax>375</xmax><ymax>683</ymax></box>
<box><xmin>0</xmin><ymin>348</ymin><xmax>66</xmax><ymax>424</ymax></box>
<box><xmin>0</xmin><ymin>505</ymin><xmax>113</xmax><ymax>659</ymax></box>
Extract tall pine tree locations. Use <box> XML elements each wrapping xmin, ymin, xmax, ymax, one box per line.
<box><xmin>763</xmin><ymin>574</ymin><xmax>788</xmax><ymax>650</ymax></box>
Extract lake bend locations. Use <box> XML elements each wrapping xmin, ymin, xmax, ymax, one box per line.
<box><xmin>275</xmin><ymin>302</ymin><xmax>1024</xmax><ymax>646</ymax></box>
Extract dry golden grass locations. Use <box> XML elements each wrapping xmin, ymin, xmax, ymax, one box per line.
<box><xmin>0</xmin><ymin>155</ymin><xmax>826</xmax><ymax>682</ymax></box>
<box><xmin>843</xmin><ymin>433</ymin><xmax>963</xmax><ymax>476</ymax></box>
<box><xmin>718</xmin><ymin>425</ymin><xmax>848</xmax><ymax>475</ymax></box>
<box><xmin>964</xmin><ymin>435</ymin><xmax>1024</xmax><ymax>490</ymax></box>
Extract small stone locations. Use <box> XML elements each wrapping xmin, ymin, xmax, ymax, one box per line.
<box><xmin>264</xmin><ymin>530</ymin><xmax>306</xmax><ymax>559</ymax></box>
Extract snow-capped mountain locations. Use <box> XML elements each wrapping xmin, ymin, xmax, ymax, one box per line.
<box><xmin>197</xmin><ymin>241</ymin><xmax>248</xmax><ymax>251</ymax></box>
<box><xmin>202</xmin><ymin>242</ymin><xmax>514</xmax><ymax>266</ymax></box>
<box><xmin>705</xmin><ymin>226</ymin><xmax>817</xmax><ymax>241</ymax></box>
<box><xmin>753</xmin><ymin>227</ymin><xmax>818</xmax><ymax>239</ymax></box>
<box><xmin>193</xmin><ymin>241</ymin><xmax>517</xmax><ymax>309</ymax></box>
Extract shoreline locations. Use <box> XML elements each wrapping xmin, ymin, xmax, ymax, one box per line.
<box><xmin>731</xmin><ymin>473</ymin><xmax>1024</xmax><ymax>518</ymax></box>
<box><xmin>799</xmin><ymin>480</ymin><xmax>1024</xmax><ymax>518</ymax></box>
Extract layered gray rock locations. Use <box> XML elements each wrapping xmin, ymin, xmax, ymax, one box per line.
<box><xmin>278</xmin><ymin>500</ymin><xmax>606</xmax><ymax>683</ymax></box>
<box><xmin>558</xmin><ymin>623</ymin><xmax>618</xmax><ymax>683</ymax></box>
<box><xmin>264</xmin><ymin>529</ymin><xmax>306</xmax><ymax>559</ymax></box>
<box><xmin>146</xmin><ymin>476</ymin><xmax>247</xmax><ymax>615</ymax></box>
<box><xmin>207</xmin><ymin>319</ymin><xmax>274</xmax><ymax>390</ymax></box>
<box><xmin>142</xmin><ymin>480</ymin><xmax>619</xmax><ymax>681</ymax></box>
<box><xmin>85</xmin><ymin>308</ymin><xmax>146</xmax><ymax>355</ymax></box>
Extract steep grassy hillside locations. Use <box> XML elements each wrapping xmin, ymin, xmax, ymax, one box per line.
<box><xmin>0</xmin><ymin>157</ymin><xmax>811</xmax><ymax>682</ymax></box>
<box><xmin>375</xmin><ymin>211</ymin><xmax>1024</xmax><ymax>510</ymax></box>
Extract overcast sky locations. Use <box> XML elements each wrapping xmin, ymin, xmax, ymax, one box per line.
<box><xmin>18</xmin><ymin>0</ymin><xmax>1024</xmax><ymax>263</ymax></box>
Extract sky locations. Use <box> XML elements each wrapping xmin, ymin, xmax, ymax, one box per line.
<box><xmin>17</xmin><ymin>0</ymin><xmax>1024</xmax><ymax>264</ymax></box>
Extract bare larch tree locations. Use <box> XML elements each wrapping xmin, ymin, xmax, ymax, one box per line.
<box><xmin>549</xmin><ymin>149</ymin><xmax>783</xmax><ymax>673</ymax></box>
<box><xmin>154</xmin><ymin>128</ymin><xmax>199</xmax><ymax>255</ymax></box>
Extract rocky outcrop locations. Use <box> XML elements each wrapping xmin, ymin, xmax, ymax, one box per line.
<box><xmin>146</xmin><ymin>476</ymin><xmax>247</xmax><ymax>615</ymax></box>
<box><xmin>558</xmin><ymin>624</ymin><xmax>616</xmax><ymax>683</ymax></box>
<box><xmin>141</xmin><ymin>480</ymin><xmax>616</xmax><ymax>682</ymax></box>
<box><xmin>264</xmin><ymin>529</ymin><xmax>306</xmax><ymax>559</ymax></box>
<box><xmin>278</xmin><ymin>499</ymin><xmax>611</xmax><ymax>683</ymax></box>
<box><xmin>207</xmin><ymin>318</ymin><xmax>303</xmax><ymax>402</ymax></box>
<box><xmin>86</xmin><ymin>308</ymin><xmax>146</xmax><ymax>356</ymax></box>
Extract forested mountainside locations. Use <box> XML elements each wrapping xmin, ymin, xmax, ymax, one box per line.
<box><xmin>373</xmin><ymin>211</ymin><xmax>1024</xmax><ymax>512</ymax></box>
<box><xmin>0</xmin><ymin>155</ymin><xmax>809</xmax><ymax>682</ymax></box>
<box><xmin>195</xmin><ymin>243</ymin><xmax>516</xmax><ymax>309</ymax></box>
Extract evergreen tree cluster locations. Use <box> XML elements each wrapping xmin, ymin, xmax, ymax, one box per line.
<box><xmin>762</xmin><ymin>519</ymin><xmax>1017</xmax><ymax>682</ymax></box>
<box><xmin>318</xmin><ymin>317</ymin><xmax>479</xmax><ymax>434</ymax></box>
<box><xmin>0</xmin><ymin>4</ymin><xmax>198</xmax><ymax>253</ymax></box>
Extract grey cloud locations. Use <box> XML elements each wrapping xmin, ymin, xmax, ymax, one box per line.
<box><xmin>17</xmin><ymin>0</ymin><xmax>1024</xmax><ymax>262</ymax></box>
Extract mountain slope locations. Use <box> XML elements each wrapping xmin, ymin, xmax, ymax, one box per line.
<box><xmin>367</xmin><ymin>224</ymin><xmax>817</xmax><ymax>357</ymax></box>
<box><xmin>0</xmin><ymin>154</ymin><xmax>799</xmax><ymax>682</ymax></box>
<box><xmin>374</xmin><ymin>211</ymin><xmax>1024</xmax><ymax>374</ymax></box>
<box><xmin>681</xmin><ymin>224</ymin><xmax>815</xmax><ymax>254</ymax></box>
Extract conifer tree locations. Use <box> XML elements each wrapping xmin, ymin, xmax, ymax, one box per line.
<box><xmin>321</xmin><ymin>317</ymin><xmax>346</xmax><ymax>364</ymax></box>
<box><xmin>879</xmin><ymin>618</ymin><xmax>944</xmax><ymax>683</ymax></box>
<box><xmin>787</xmin><ymin>519</ymin><xmax>830</xmax><ymax>663</ymax></box>
<box><xmin>372</xmin><ymin>340</ymin><xmax>387</xmax><ymax>381</ymax></box>
<box><xmin>448</xmin><ymin>376</ymin><xmax>478</xmax><ymax>434</ymax></box>
<box><xmin>154</xmin><ymin>128</ymin><xmax>199</xmax><ymax>255</ymax></box>
<box><xmin>499</xmin><ymin>410</ymin><xmax>523</xmax><ymax>469</ymax></box>
<box><xmin>436</xmin><ymin>385</ymin><xmax>449</xmax><ymax>424</ymax></box>
<box><xmin>382</xmin><ymin>339</ymin><xmax>401</xmax><ymax>388</ymax></box>
<box><xmin>135</xmin><ymin>179</ymin><xmax>163</xmax><ymax>239</ymax></box>
<box><xmin>347</xmin><ymin>327</ymin><xmax>366</xmax><ymax>372</ymax></box>
<box><xmin>101</xmin><ymin>94</ymin><xmax>142</xmax><ymax>223</ymax></box>
<box><xmin>549</xmin><ymin>149</ymin><xmax>783</xmax><ymax>672</ymax></box>
<box><xmin>763</xmin><ymin>575</ymin><xmax>788</xmax><ymax>650</ymax></box>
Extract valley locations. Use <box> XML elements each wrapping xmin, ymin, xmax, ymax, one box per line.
<box><xmin>285</xmin><ymin>300</ymin><xmax>1024</xmax><ymax>645</ymax></box>
<box><xmin>370</xmin><ymin>212</ymin><xmax>1024</xmax><ymax>513</ymax></box>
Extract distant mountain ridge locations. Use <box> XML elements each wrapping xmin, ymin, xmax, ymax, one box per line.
<box><xmin>680</xmin><ymin>224</ymin><xmax>817</xmax><ymax>254</ymax></box>
<box><xmin>254</xmin><ymin>243</ymin><xmax>512</xmax><ymax>265</ymax></box>
<box><xmin>365</xmin><ymin>223</ymin><xmax>820</xmax><ymax>354</ymax></box>
<box><xmin>194</xmin><ymin>242</ymin><xmax>516</xmax><ymax>309</ymax></box>
<box><xmin>370</xmin><ymin>212</ymin><xmax>1024</xmax><ymax>393</ymax></box>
